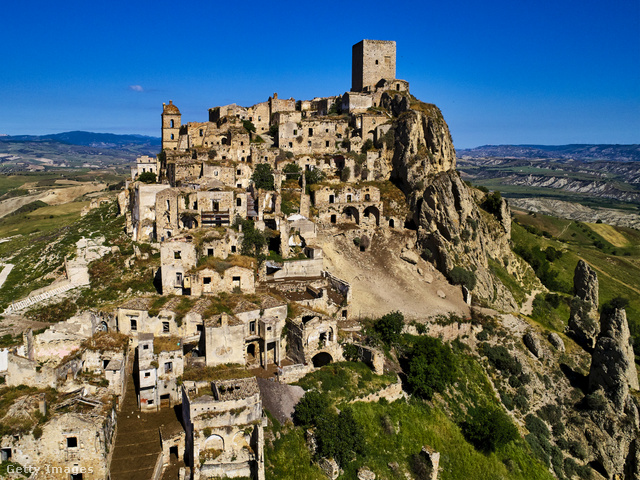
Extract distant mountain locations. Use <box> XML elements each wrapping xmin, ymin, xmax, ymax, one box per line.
<box><xmin>0</xmin><ymin>131</ymin><xmax>161</xmax><ymax>169</ymax></box>
<box><xmin>1</xmin><ymin>131</ymin><xmax>161</xmax><ymax>149</ymax></box>
<box><xmin>458</xmin><ymin>144</ymin><xmax>640</xmax><ymax>162</ymax></box>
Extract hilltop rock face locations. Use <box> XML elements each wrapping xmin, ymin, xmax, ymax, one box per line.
<box><xmin>384</xmin><ymin>97</ymin><xmax>531</xmax><ymax>311</ymax></box>
<box><xmin>568</xmin><ymin>260</ymin><xmax>600</xmax><ymax>348</ymax></box>
<box><xmin>589</xmin><ymin>307</ymin><xmax>640</xmax><ymax>410</ymax></box>
<box><xmin>414</xmin><ymin>171</ymin><xmax>517</xmax><ymax>311</ymax></box>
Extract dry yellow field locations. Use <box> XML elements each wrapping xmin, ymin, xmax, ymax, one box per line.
<box><xmin>586</xmin><ymin>222</ymin><xmax>630</xmax><ymax>247</ymax></box>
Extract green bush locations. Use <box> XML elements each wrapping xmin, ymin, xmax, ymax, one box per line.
<box><xmin>373</xmin><ymin>311</ymin><xmax>404</xmax><ymax>345</ymax></box>
<box><xmin>283</xmin><ymin>163</ymin><xmax>301</xmax><ymax>181</ymax></box>
<box><xmin>481</xmin><ymin>343</ymin><xmax>522</xmax><ymax>375</ymax></box>
<box><xmin>481</xmin><ymin>191</ymin><xmax>502</xmax><ymax>215</ymax></box>
<box><xmin>314</xmin><ymin>407</ymin><xmax>364</xmax><ymax>467</ymax></box>
<box><xmin>305</xmin><ymin>168</ymin><xmax>325</xmax><ymax>185</ymax></box>
<box><xmin>138</xmin><ymin>171</ymin><xmax>156</xmax><ymax>184</ymax></box>
<box><xmin>448</xmin><ymin>267</ymin><xmax>477</xmax><ymax>290</ymax></box>
<box><xmin>342</xmin><ymin>343</ymin><xmax>359</xmax><ymax>362</ymax></box>
<box><xmin>293</xmin><ymin>390</ymin><xmax>330</xmax><ymax>428</ymax></box>
<box><xmin>405</xmin><ymin>336</ymin><xmax>457</xmax><ymax>400</ymax></box>
<box><xmin>340</xmin><ymin>166</ymin><xmax>351</xmax><ymax>182</ymax></box>
<box><xmin>461</xmin><ymin>405</ymin><xmax>519</xmax><ymax>452</ymax></box>
<box><xmin>252</xmin><ymin>164</ymin><xmax>275</xmax><ymax>190</ymax></box>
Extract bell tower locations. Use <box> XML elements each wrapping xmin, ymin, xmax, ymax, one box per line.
<box><xmin>161</xmin><ymin>100</ymin><xmax>181</xmax><ymax>151</ymax></box>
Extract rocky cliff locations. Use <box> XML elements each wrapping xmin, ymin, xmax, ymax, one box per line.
<box><xmin>385</xmin><ymin>94</ymin><xmax>523</xmax><ymax>311</ymax></box>
<box><xmin>567</xmin><ymin>260</ymin><xmax>600</xmax><ymax>349</ymax></box>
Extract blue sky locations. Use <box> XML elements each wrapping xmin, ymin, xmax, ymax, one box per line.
<box><xmin>1</xmin><ymin>0</ymin><xmax>638</xmax><ymax>148</ymax></box>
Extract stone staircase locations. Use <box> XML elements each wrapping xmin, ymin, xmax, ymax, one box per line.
<box><xmin>3</xmin><ymin>281</ymin><xmax>76</xmax><ymax>315</ymax></box>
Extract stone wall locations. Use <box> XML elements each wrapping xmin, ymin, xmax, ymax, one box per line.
<box><xmin>352</xmin><ymin>40</ymin><xmax>396</xmax><ymax>92</ymax></box>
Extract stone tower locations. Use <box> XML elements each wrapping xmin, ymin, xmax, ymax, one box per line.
<box><xmin>351</xmin><ymin>39</ymin><xmax>396</xmax><ymax>92</ymax></box>
<box><xmin>161</xmin><ymin>100</ymin><xmax>181</xmax><ymax>151</ymax></box>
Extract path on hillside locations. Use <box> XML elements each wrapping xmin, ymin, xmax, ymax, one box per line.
<box><xmin>0</xmin><ymin>264</ymin><xmax>13</xmax><ymax>289</ymax></box>
<box><xmin>520</xmin><ymin>289</ymin><xmax>543</xmax><ymax>316</ymax></box>
<box><xmin>589</xmin><ymin>264</ymin><xmax>640</xmax><ymax>296</ymax></box>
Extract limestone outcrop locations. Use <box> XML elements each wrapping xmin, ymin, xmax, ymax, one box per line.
<box><xmin>589</xmin><ymin>307</ymin><xmax>639</xmax><ymax>410</ymax></box>
<box><xmin>568</xmin><ymin>260</ymin><xmax>600</xmax><ymax>348</ymax></box>
<box><xmin>384</xmin><ymin>98</ymin><xmax>527</xmax><ymax>311</ymax></box>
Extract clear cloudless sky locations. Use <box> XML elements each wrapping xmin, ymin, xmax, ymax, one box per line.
<box><xmin>1</xmin><ymin>0</ymin><xmax>638</xmax><ymax>148</ymax></box>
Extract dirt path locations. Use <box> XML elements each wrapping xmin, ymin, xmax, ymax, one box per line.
<box><xmin>589</xmin><ymin>264</ymin><xmax>640</xmax><ymax>296</ymax></box>
<box><xmin>0</xmin><ymin>264</ymin><xmax>13</xmax><ymax>289</ymax></box>
<box><xmin>558</xmin><ymin>221</ymin><xmax>572</xmax><ymax>239</ymax></box>
<box><xmin>520</xmin><ymin>288</ymin><xmax>543</xmax><ymax>316</ymax></box>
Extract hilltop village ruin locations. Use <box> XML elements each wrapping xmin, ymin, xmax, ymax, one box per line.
<box><xmin>0</xmin><ymin>39</ymin><xmax>430</xmax><ymax>480</ymax></box>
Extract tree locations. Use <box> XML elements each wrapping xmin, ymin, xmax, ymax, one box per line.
<box><xmin>481</xmin><ymin>191</ymin><xmax>502</xmax><ymax>215</ymax></box>
<box><xmin>448</xmin><ymin>267</ymin><xmax>476</xmax><ymax>290</ymax></box>
<box><xmin>340</xmin><ymin>166</ymin><xmax>351</xmax><ymax>182</ymax></box>
<box><xmin>252</xmin><ymin>163</ymin><xmax>275</xmax><ymax>190</ymax></box>
<box><xmin>373</xmin><ymin>311</ymin><xmax>404</xmax><ymax>345</ymax></box>
<box><xmin>293</xmin><ymin>390</ymin><xmax>330</xmax><ymax>428</ymax></box>
<box><xmin>315</xmin><ymin>408</ymin><xmax>364</xmax><ymax>467</ymax></box>
<box><xmin>236</xmin><ymin>217</ymin><xmax>266</xmax><ymax>260</ymax></box>
<box><xmin>305</xmin><ymin>168</ymin><xmax>325</xmax><ymax>185</ymax></box>
<box><xmin>283</xmin><ymin>162</ymin><xmax>302</xmax><ymax>181</ymax></box>
<box><xmin>405</xmin><ymin>336</ymin><xmax>457</xmax><ymax>399</ymax></box>
<box><xmin>138</xmin><ymin>171</ymin><xmax>156</xmax><ymax>184</ymax></box>
<box><xmin>462</xmin><ymin>405</ymin><xmax>519</xmax><ymax>452</ymax></box>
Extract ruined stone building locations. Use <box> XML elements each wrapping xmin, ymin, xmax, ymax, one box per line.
<box><xmin>182</xmin><ymin>377</ymin><xmax>265</xmax><ymax>480</ymax></box>
<box><xmin>133</xmin><ymin>333</ymin><xmax>184</xmax><ymax>411</ymax></box>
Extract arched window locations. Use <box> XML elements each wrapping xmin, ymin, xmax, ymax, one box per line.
<box><xmin>170</xmin><ymin>120</ymin><xmax>174</xmax><ymax>128</ymax></box>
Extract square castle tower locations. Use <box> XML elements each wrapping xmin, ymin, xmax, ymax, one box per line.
<box><xmin>351</xmin><ymin>39</ymin><xmax>396</xmax><ymax>92</ymax></box>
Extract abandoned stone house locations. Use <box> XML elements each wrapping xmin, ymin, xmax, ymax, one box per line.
<box><xmin>159</xmin><ymin>236</ymin><xmax>255</xmax><ymax>297</ymax></box>
<box><xmin>181</xmin><ymin>377</ymin><xmax>265</xmax><ymax>480</ymax></box>
<box><xmin>197</xmin><ymin>294</ymin><xmax>287</xmax><ymax>370</ymax></box>
<box><xmin>135</xmin><ymin>333</ymin><xmax>184</xmax><ymax>411</ymax></box>
<box><xmin>286</xmin><ymin>307</ymin><xmax>341</xmax><ymax>368</ymax></box>
<box><xmin>131</xmin><ymin>154</ymin><xmax>158</xmax><ymax>180</ymax></box>
<box><xmin>1</xmin><ymin>393</ymin><xmax>116</xmax><ymax>480</ymax></box>
<box><xmin>313</xmin><ymin>184</ymin><xmax>384</xmax><ymax>227</ymax></box>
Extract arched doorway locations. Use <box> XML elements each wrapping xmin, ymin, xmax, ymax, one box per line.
<box><xmin>312</xmin><ymin>352</ymin><xmax>333</xmax><ymax>368</ymax></box>
<box><xmin>363</xmin><ymin>206</ymin><xmax>380</xmax><ymax>226</ymax></box>
<box><xmin>342</xmin><ymin>206</ymin><xmax>359</xmax><ymax>225</ymax></box>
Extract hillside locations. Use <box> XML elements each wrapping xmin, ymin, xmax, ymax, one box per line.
<box><xmin>458</xmin><ymin>145</ymin><xmax>640</xmax><ymax>162</ymax></box>
<box><xmin>0</xmin><ymin>131</ymin><xmax>160</xmax><ymax>170</ymax></box>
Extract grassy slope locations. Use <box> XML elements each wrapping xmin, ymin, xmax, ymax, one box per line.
<box><xmin>511</xmin><ymin>212</ymin><xmax>640</xmax><ymax>352</ymax></box>
<box><xmin>266</xmin><ymin>360</ymin><xmax>553</xmax><ymax>480</ymax></box>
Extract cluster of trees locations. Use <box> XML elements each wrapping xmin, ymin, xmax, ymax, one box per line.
<box><xmin>293</xmin><ymin>391</ymin><xmax>364</xmax><ymax>466</ymax></box>
<box><xmin>513</xmin><ymin>244</ymin><xmax>568</xmax><ymax>293</ymax></box>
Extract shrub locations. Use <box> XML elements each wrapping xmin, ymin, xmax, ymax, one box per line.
<box><xmin>293</xmin><ymin>390</ymin><xmax>330</xmax><ymax>428</ymax></box>
<box><xmin>305</xmin><ymin>168</ymin><xmax>325</xmax><ymax>185</ymax></box>
<box><xmin>448</xmin><ymin>267</ymin><xmax>476</xmax><ymax>290</ymax></box>
<box><xmin>482</xmin><ymin>191</ymin><xmax>502</xmax><ymax>215</ymax></box>
<box><xmin>481</xmin><ymin>343</ymin><xmax>522</xmax><ymax>375</ymax></box>
<box><xmin>314</xmin><ymin>407</ymin><xmax>364</xmax><ymax>467</ymax></box>
<box><xmin>283</xmin><ymin>162</ymin><xmax>301</xmax><ymax>181</ymax></box>
<box><xmin>405</xmin><ymin>336</ymin><xmax>457</xmax><ymax>400</ymax></box>
<box><xmin>340</xmin><ymin>166</ymin><xmax>351</xmax><ymax>182</ymax></box>
<box><xmin>361</xmin><ymin>139</ymin><xmax>375</xmax><ymax>153</ymax></box>
<box><xmin>462</xmin><ymin>405</ymin><xmax>519</xmax><ymax>452</ymax></box>
<box><xmin>342</xmin><ymin>343</ymin><xmax>359</xmax><ymax>362</ymax></box>
<box><xmin>252</xmin><ymin>164</ymin><xmax>275</xmax><ymax>190</ymax></box>
<box><xmin>33</xmin><ymin>425</ymin><xmax>43</xmax><ymax>439</ymax></box>
<box><xmin>373</xmin><ymin>311</ymin><xmax>404</xmax><ymax>345</ymax></box>
<box><xmin>138</xmin><ymin>171</ymin><xmax>156</xmax><ymax>184</ymax></box>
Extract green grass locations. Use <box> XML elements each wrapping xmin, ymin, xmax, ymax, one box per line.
<box><xmin>265</xmin><ymin>416</ymin><xmax>325</xmax><ymax>480</ymax></box>
<box><xmin>511</xmin><ymin>218</ymin><xmax>640</xmax><ymax>351</ymax></box>
<box><xmin>295</xmin><ymin>361</ymin><xmax>397</xmax><ymax>403</ymax></box>
<box><xmin>0</xmin><ymin>201</ymin><xmax>128</xmax><ymax>310</ymax></box>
